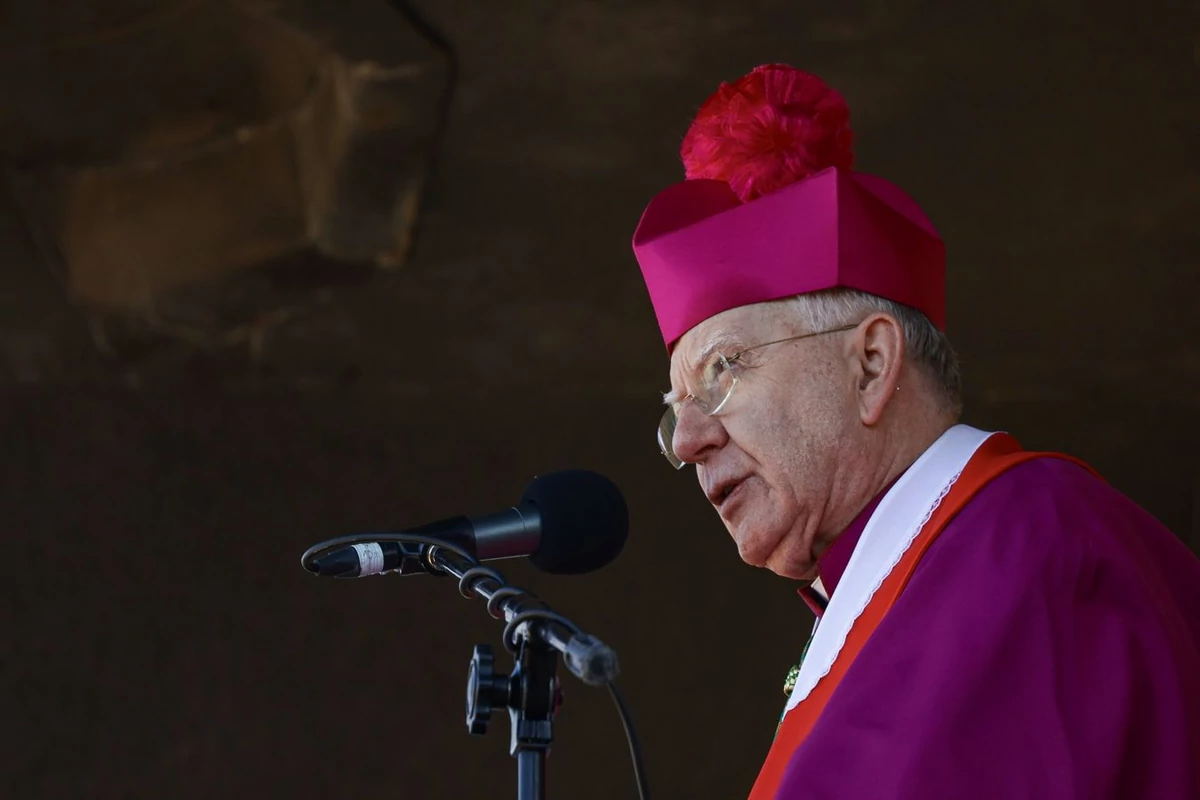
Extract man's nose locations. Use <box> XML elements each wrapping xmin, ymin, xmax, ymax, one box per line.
<box><xmin>672</xmin><ymin>402</ymin><xmax>728</xmax><ymax>465</ymax></box>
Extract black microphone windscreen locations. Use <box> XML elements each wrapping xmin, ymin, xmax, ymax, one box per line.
<box><xmin>520</xmin><ymin>470</ymin><xmax>629</xmax><ymax>575</ymax></box>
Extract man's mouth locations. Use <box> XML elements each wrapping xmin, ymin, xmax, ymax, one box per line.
<box><xmin>710</xmin><ymin>478</ymin><xmax>745</xmax><ymax>509</ymax></box>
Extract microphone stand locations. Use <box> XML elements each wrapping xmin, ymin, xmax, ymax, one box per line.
<box><xmin>301</xmin><ymin>533</ymin><xmax>628</xmax><ymax>800</ymax></box>
<box><xmin>430</xmin><ymin>545</ymin><xmax>607</xmax><ymax>800</ymax></box>
<box><xmin>466</xmin><ymin>630</ymin><xmax>559</xmax><ymax>800</ymax></box>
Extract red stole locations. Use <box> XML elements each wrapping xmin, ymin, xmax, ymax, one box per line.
<box><xmin>748</xmin><ymin>433</ymin><xmax>1095</xmax><ymax>800</ymax></box>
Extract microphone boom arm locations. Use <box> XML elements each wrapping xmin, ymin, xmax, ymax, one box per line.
<box><xmin>426</xmin><ymin>545</ymin><xmax>620</xmax><ymax>686</ymax></box>
<box><xmin>301</xmin><ymin>533</ymin><xmax>643</xmax><ymax>800</ymax></box>
<box><xmin>302</xmin><ymin>534</ymin><xmax>619</xmax><ymax>685</ymax></box>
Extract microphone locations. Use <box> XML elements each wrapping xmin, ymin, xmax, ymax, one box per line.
<box><xmin>305</xmin><ymin>470</ymin><xmax>628</xmax><ymax>578</ymax></box>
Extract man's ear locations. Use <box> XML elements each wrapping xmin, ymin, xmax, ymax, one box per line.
<box><xmin>850</xmin><ymin>313</ymin><xmax>905</xmax><ymax>426</ymax></box>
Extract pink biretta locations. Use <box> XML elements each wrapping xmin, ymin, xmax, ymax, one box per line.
<box><xmin>631</xmin><ymin>64</ymin><xmax>945</xmax><ymax>351</ymax></box>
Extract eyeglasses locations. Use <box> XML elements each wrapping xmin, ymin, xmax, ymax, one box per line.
<box><xmin>656</xmin><ymin>323</ymin><xmax>859</xmax><ymax>469</ymax></box>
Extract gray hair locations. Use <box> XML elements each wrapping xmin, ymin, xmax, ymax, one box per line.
<box><xmin>785</xmin><ymin>289</ymin><xmax>963</xmax><ymax>418</ymax></box>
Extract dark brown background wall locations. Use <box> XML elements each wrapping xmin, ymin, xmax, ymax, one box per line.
<box><xmin>4</xmin><ymin>1</ymin><xmax>1198</xmax><ymax>798</ymax></box>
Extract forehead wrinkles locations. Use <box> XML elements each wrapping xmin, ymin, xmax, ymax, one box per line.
<box><xmin>683</xmin><ymin>301</ymin><xmax>795</xmax><ymax>369</ymax></box>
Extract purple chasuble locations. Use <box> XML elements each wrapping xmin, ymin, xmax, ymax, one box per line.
<box><xmin>775</xmin><ymin>457</ymin><xmax>1200</xmax><ymax>799</ymax></box>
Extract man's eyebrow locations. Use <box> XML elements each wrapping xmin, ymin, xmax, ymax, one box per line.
<box><xmin>661</xmin><ymin>330</ymin><xmax>743</xmax><ymax>406</ymax></box>
<box><xmin>693</xmin><ymin>331</ymin><xmax>742</xmax><ymax>366</ymax></box>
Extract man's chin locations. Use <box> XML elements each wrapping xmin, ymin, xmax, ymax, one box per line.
<box><xmin>733</xmin><ymin>531</ymin><xmax>793</xmax><ymax>574</ymax></box>
<box><xmin>732</xmin><ymin>522</ymin><xmax>815</xmax><ymax>578</ymax></box>
<box><xmin>772</xmin><ymin>560</ymin><xmax>819</xmax><ymax>581</ymax></box>
<box><xmin>761</xmin><ymin>541</ymin><xmax>817</xmax><ymax>580</ymax></box>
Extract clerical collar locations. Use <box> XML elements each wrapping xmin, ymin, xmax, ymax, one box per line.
<box><xmin>798</xmin><ymin>475</ymin><xmax>901</xmax><ymax>617</ymax></box>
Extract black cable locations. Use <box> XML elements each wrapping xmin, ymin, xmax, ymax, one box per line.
<box><xmin>450</xmin><ymin>551</ymin><xmax>652</xmax><ymax>796</ymax></box>
<box><xmin>299</xmin><ymin>532</ymin><xmax>472</xmax><ymax>572</ymax></box>
<box><xmin>456</xmin><ymin>564</ymin><xmax>505</xmax><ymax>598</ymax></box>
<box><xmin>502</xmin><ymin>609</ymin><xmax>581</xmax><ymax>653</ymax></box>
<box><xmin>607</xmin><ymin>681</ymin><xmax>652</xmax><ymax>800</ymax></box>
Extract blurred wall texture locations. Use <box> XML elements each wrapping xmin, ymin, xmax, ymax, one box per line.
<box><xmin>4</xmin><ymin>1</ymin><xmax>1197</xmax><ymax>798</ymax></box>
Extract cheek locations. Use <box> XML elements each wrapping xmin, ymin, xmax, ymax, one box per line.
<box><xmin>732</xmin><ymin>385</ymin><xmax>845</xmax><ymax>494</ymax></box>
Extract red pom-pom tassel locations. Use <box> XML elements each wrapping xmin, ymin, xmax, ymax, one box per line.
<box><xmin>681</xmin><ymin>64</ymin><xmax>854</xmax><ymax>203</ymax></box>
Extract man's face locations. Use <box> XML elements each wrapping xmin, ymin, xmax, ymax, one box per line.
<box><xmin>666</xmin><ymin>302</ymin><xmax>858</xmax><ymax>579</ymax></box>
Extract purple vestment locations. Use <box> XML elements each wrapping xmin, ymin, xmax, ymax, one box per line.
<box><xmin>776</xmin><ymin>457</ymin><xmax>1200</xmax><ymax>799</ymax></box>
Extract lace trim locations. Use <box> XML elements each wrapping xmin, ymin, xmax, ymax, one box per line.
<box><xmin>791</xmin><ymin>466</ymin><xmax>964</xmax><ymax>703</ymax></box>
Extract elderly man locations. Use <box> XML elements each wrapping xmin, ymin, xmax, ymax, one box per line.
<box><xmin>632</xmin><ymin>64</ymin><xmax>1200</xmax><ymax>799</ymax></box>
